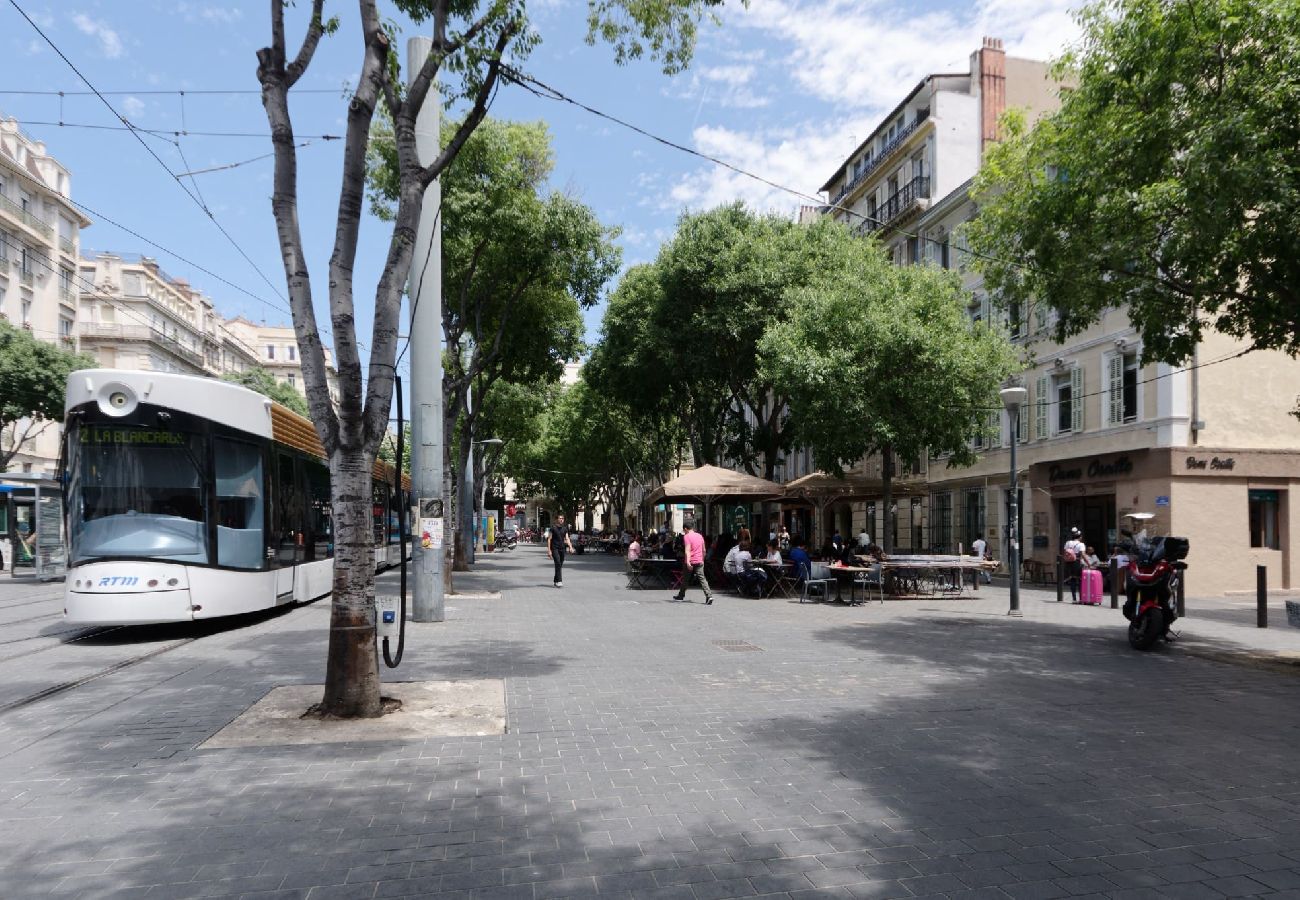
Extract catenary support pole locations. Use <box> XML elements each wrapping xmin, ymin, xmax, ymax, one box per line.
<box><xmin>1257</xmin><ymin>565</ymin><xmax>1267</xmax><ymax>628</ymax></box>
<box><xmin>460</xmin><ymin>343</ymin><xmax>475</xmax><ymax>566</ymax></box>
<box><xmin>1110</xmin><ymin>557</ymin><xmax>1119</xmax><ymax>609</ymax></box>
<box><xmin>408</xmin><ymin>36</ymin><xmax>444</xmax><ymax>623</ymax></box>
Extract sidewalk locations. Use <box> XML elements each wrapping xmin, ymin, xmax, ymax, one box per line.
<box><xmin>1</xmin><ymin>547</ymin><xmax>1300</xmax><ymax>899</ymax></box>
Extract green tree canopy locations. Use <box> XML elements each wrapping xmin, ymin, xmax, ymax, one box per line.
<box><xmin>969</xmin><ymin>0</ymin><xmax>1300</xmax><ymax>365</ymax></box>
<box><xmin>222</xmin><ymin>366</ymin><xmax>310</xmax><ymax>417</ymax></box>
<box><xmin>0</xmin><ymin>322</ymin><xmax>95</xmax><ymax>471</ymax></box>
<box><xmin>760</xmin><ymin>240</ymin><xmax>1020</xmax><ymax>550</ymax></box>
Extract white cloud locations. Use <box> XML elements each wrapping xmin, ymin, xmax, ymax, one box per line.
<box><xmin>122</xmin><ymin>96</ymin><xmax>146</xmax><ymax>119</ymax></box>
<box><xmin>71</xmin><ymin>12</ymin><xmax>124</xmax><ymax>59</ymax></box>
<box><xmin>668</xmin><ymin>0</ymin><xmax>1083</xmax><ymax>213</ymax></box>
<box><xmin>669</xmin><ymin>118</ymin><xmax>876</xmax><ymax>214</ymax></box>
<box><xmin>727</xmin><ymin>0</ymin><xmax>1079</xmax><ymax>110</ymax></box>
<box><xmin>176</xmin><ymin>4</ymin><xmax>244</xmax><ymax>25</ymax></box>
<box><xmin>668</xmin><ymin>60</ymin><xmax>771</xmax><ymax>112</ymax></box>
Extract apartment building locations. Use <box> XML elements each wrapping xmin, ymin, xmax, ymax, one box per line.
<box><xmin>0</xmin><ymin>118</ymin><xmax>91</xmax><ymax>474</ymax></box>
<box><xmin>223</xmin><ymin>316</ymin><xmax>340</xmax><ymax>403</ymax></box>
<box><xmin>912</xmin><ymin>179</ymin><xmax>1300</xmax><ymax>595</ymax></box>
<box><xmin>820</xmin><ymin>38</ymin><xmax>1061</xmax><ymax>263</ymax></box>
<box><xmin>77</xmin><ymin>252</ymin><xmax>261</xmax><ymax>377</ymax></box>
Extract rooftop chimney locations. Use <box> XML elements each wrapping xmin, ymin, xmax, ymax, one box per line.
<box><xmin>979</xmin><ymin>37</ymin><xmax>1006</xmax><ymax>154</ymax></box>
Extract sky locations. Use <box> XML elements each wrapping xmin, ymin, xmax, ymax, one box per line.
<box><xmin>0</xmin><ymin>0</ymin><xmax>1084</xmax><ymax>384</ymax></box>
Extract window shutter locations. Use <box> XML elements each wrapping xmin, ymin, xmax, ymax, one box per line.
<box><xmin>1071</xmin><ymin>365</ymin><xmax>1085</xmax><ymax>433</ymax></box>
<box><xmin>1107</xmin><ymin>354</ymin><xmax>1124</xmax><ymax>425</ymax></box>
<box><xmin>1035</xmin><ymin>375</ymin><xmax>1048</xmax><ymax>440</ymax></box>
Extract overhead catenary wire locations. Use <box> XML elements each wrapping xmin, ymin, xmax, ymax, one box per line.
<box><xmin>8</xmin><ymin>119</ymin><xmax>345</xmax><ymax>141</ymax></box>
<box><xmin>8</xmin><ymin>0</ymin><xmax>292</xmax><ymax>310</ymax></box>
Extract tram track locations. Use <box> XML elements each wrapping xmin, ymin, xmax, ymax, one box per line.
<box><xmin>0</xmin><ymin>625</ymin><xmax>129</xmax><ymax>663</ymax></box>
<box><xmin>0</xmin><ymin>638</ymin><xmax>197</xmax><ymax>716</ymax></box>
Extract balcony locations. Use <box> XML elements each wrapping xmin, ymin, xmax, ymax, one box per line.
<box><xmin>59</xmin><ymin>287</ymin><xmax>76</xmax><ymax>307</ymax></box>
<box><xmin>58</xmin><ymin>235</ymin><xmax>74</xmax><ymax>256</ymax></box>
<box><xmin>78</xmin><ymin>322</ymin><xmax>205</xmax><ymax>368</ymax></box>
<box><xmin>0</xmin><ymin>193</ymin><xmax>54</xmax><ymax>240</ymax></box>
<box><xmin>827</xmin><ymin>108</ymin><xmax>930</xmax><ymax>210</ymax></box>
<box><xmin>19</xmin><ymin>268</ymin><xmax>33</xmax><ymax>287</ymax></box>
<box><xmin>858</xmin><ymin>175</ymin><xmax>931</xmax><ymax>236</ymax></box>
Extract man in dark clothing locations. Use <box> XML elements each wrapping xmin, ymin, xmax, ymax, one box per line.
<box><xmin>546</xmin><ymin>515</ymin><xmax>574</xmax><ymax>587</ymax></box>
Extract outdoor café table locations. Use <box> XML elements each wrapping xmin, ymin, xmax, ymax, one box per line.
<box><xmin>748</xmin><ymin>559</ymin><xmax>793</xmax><ymax>598</ymax></box>
<box><xmin>877</xmin><ymin>555</ymin><xmax>990</xmax><ymax>596</ymax></box>
<box><xmin>827</xmin><ymin>565</ymin><xmax>874</xmax><ymax>604</ymax></box>
<box><xmin>637</xmin><ymin>558</ymin><xmax>680</xmax><ymax>589</ymax></box>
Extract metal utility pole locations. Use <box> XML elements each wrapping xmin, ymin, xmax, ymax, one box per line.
<box><xmin>407</xmin><ymin>36</ymin><xmax>444</xmax><ymax>623</ymax></box>
<box><xmin>1000</xmin><ymin>386</ymin><xmax>1027</xmax><ymax>618</ymax></box>
<box><xmin>460</xmin><ymin>343</ymin><xmax>476</xmax><ymax>566</ymax></box>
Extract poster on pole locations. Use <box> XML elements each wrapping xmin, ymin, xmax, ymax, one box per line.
<box><xmin>419</xmin><ymin>517</ymin><xmax>444</xmax><ymax>550</ymax></box>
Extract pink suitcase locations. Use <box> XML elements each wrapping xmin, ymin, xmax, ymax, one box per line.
<box><xmin>1079</xmin><ymin>568</ymin><xmax>1103</xmax><ymax>605</ymax></box>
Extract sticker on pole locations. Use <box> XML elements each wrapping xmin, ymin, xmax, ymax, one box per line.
<box><xmin>419</xmin><ymin>517</ymin><xmax>444</xmax><ymax>549</ymax></box>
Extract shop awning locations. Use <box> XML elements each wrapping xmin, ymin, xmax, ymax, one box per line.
<box><xmin>645</xmin><ymin>464</ymin><xmax>786</xmax><ymax>506</ymax></box>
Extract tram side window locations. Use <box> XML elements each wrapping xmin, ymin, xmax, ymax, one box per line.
<box><xmin>304</xmin><ymin>459</ymin><xmax>331</xmax><ymax>560</ymax></box>
<box><xmin>215</xmin><ymin>438</ymin><xmax>265</xmax><ymax>569</ymax></box>
<box><xmin>275</xmin><ymin>452</ymin><xmax>305</xmax><ymax>565</ymax></box>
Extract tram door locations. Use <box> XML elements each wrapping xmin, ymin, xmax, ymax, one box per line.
<box><xmin>9</xmin><ymin>497</ymin><xmax>36</xmax><ymax>573</ymax></box>
<box><xmin>273</xmin><ymin>453</ymin><xmax>300</xmax><ymax>603</ymax></box>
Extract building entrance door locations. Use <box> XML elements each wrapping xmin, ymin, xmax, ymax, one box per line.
<box><xmin>1056</xmin><ymin>494</ymin><xmax>1116</xmax><ymax>557</ymax></box>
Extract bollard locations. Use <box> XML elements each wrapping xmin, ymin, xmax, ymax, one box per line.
<box><xmin>1257</xmin><ymin>565</ymin><xmax>1268</xmax><ymax>628</ymax></box>
<box><xmin>1176</xmin><ymin>569</ymin><xmax>1186</xmax><ymax>618</ymax></box>
<box><xmin>1110</xmin><ymin>558</ymin><xmax>1119</xmax><ymax>609</ymax></box>
<box><xmin>1056</xmin><ymin>558</ymin><xmax>1064</xmax><ymax>603</ymax></box>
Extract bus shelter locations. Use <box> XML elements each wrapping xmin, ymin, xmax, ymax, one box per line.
<box><xmin>1</xmin><ymin>474</ymin><xmax>66</xmax><ymax>580</ymax></box>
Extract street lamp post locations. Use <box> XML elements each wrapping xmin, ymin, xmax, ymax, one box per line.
<box><xmin>466</xmin><ymin>437</ymin><xmax>503</xmax><ymax>557</ymax></box>
<box><xmin>1000</xmin><ymin>386</ymin><xmax>1028</xmax><ymax>617</ymax></box>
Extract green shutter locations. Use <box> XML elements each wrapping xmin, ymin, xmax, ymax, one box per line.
<box><xmin>1071</xmin><ymin>365</ymin><xmax>1085</xmax><ymax>433</ymax></box>
<box><xmin>1035</xmin><ymin>375</ymin><xmax>1048</xmax><ymax>440</ymax></box>
<box><xmin>1107</xmin><ymin>354</ymin><xmax>1123</xmax><ymax>425</ymax></box>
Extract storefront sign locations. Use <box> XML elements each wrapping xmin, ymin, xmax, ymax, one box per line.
<box><xmin>1048</xmin><ymin>455</ymin><xmax>1134</xmax><ymax>483</ymax></box>
<box><xmin>1185</xmin><ymin>456</ymin><xmax>1235</xmax><ymax>471</ymax></box>
<box><xmin>1155</xmin><ymin>495</ymin><xmax>1170</xmax><ymax>507</ymax></box>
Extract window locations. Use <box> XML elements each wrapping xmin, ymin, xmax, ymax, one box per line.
<box><xmin>930</xmin><ymin>492</ymin><xmax>953</xmax><ymax>552</ymax></box>
<box><xmin>59</xmin><ymin>266</ymin><xmax>73</xmax><ymax>295</ymax></box>
<box><xmin>0</xmin><ymin>285</ymin><xmax>5</xmax><ymax>317</ymax></box>
<box><xmin>287</xmin><ymin>345</ymin><xmax>296</xmax><ymax>361</ymax></box>
<box><xmin>1035</xmin><ymin>375</ymin><xmax>1049</xmax><ymax>439</ymax></box>
<box><xmin>287</xmin><ymin>373</ymin><xmax>296</xmax><ymax>388</ymax></box>
<box><xmin>216</xmin><ymin>438</ymin><xmax>265</xmax><ymax>569</ymax></box>
<box><xmin>275</xmin><ymin>452</ymin><xmax>304</xmax><ymax>565</ymax></box>
<box><xmin>1249</xmin><ymin>490</ymin><xmax>1281</xmax><ymax>550</ymax></box>
<box><xmin>1107</xmin><ymin>351</ymin><xmax>1140</xmax><ymax>424</ymax></box>
<box><xmin>1007</xmin><ymin>299</ymin><xmax>1024</xmax><ymax>340</ymax></box>
<box><xmin>21</xmin><ymin>298</ymin><xmax>31</xmax><ymax>325</ymax></box>
<box><xmin>1055</xmin><ymin>373</ymin><xmax>1073</xmax><ymax>433</ymax></box>
<box><xmin>122</xmin><ymin>273</ymin><xmax>144</xmax><ymax>296</ymax></box>
<box><xmin>58</xmin><ymin>317</ymin><xmax>72</xmax><ymax>338</ymax></box>
<box><xmin>266</xmin><ymin>344</ymin><xmax>275</xmax><ymax>359</ymax></box>
<box><xmin>0</xmin><ymin>231</ymin><xmax>8</xmax><ymax>263</ymax></box>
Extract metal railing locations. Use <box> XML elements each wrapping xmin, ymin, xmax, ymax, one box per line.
<box><xmin>58</xmin><ymin>287</ymin><xmax>76</xmax><ymax>306</ymax></box>
<box><xmin>19</xmin><ymin>268</ymin><xmax>33</xmax><ymax>287</ymax></box>
<box><xmin>78</xmin><ymin>322</ymin><xmax>205</xmax><ymax>367</ymax></box>
<box><xmin>58</xmin><ymin>235</ymin><xmax>74</xmax><ymax>255</ymax></box>
<box><xmin>0</xmin><ymin>193</ymin><xmax>54</xmax><ymax>239</ymax></box>
<box><xmin>827</xmin><ymin>108</ymin><xmax>930</xmax><ymax>209</ymax></box>
<box><xmin>858</xmin><ymin>175</ymin><xmax>931</xmax><ymax>235</ymax></box>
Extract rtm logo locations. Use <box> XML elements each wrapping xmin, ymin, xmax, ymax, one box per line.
<box><xmin>98</xmin><ymin>576</ymin><xmax>139</xmax><ymax>587</ymax></box>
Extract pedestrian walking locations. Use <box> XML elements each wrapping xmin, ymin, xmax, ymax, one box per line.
<box><xmin>1063</xmin><ymin>526</ymin><xmax>1086</xmax><ymax>602</ymax></box>
<box><xmin>673</xmin><ymin>519</ymin><xmax>714</xmax><ymax>604</ymax></box>
<box><xmin>971</xmin><ymin>536</ymin><xmax>991</xmax><ymax>584</ymax></box>
<box><xmin>547</xmin><ymin>515</ymin><xmax>574</xmax><ymax>588</ymax></box>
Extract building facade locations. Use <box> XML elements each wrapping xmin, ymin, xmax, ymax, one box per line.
<box><xmin>224</xmin><ymin>317</ymin><xmax>340</xmax><ymax>404</ymax></box>
<box><xmin>0</xmin><ymin>118</ymin><xmax>91</xmax><ymax>474</ymax></box>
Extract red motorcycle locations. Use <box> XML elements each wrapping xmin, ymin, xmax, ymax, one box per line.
<box><xmin>1119</xmin><ymin>515</ymin><xmax>1189</xmax><ymax>650</ymax></box>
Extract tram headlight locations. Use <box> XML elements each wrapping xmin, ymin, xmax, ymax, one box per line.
<box><xmin>96</xmin><ymin>382</ymin><xmax>139</xmax><ymax>417</ymax></box>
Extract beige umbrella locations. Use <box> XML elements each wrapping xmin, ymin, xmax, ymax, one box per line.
<box><xmin>646</xmin><ymin>464</ymin><xmax>786</xmax><ymax>534</ymax></box>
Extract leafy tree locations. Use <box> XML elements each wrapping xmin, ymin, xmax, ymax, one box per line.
<box><xmin>0</xmin><ymin>321</ymin><xmax>95</xmax><ymax>472</ymax></box>
<box><xmin>221</xmin><ymin>366</ymin><xmax>310</xmax><ymax>416</ymax></box>
<box><xmin>255</xmin><ymin>0</ymin><xmax>726</xmax><ymax>717</ymax></box>
<box><xmin>760</xmin><ymin>239</ymin><xmax>1020</xmax><ymax>551</ymax></box>
<box><xmin>968</xmin><ymin>0</ymin><xmax>1300</xmax><ymax>366</ymax></box>
<box><xmin>370</xmin><ymin>115</ymin><xmax>617</xmax><ymax>570</ymax></box>
<box><xmin>377</xmin><ymin>423</ymin><xmax>411</xmax><ymax>475</ymax></box>
<box><xmin>594</xmin><ymin>207</ymin><xmax>858</xmax><ymax>478</ymax></box>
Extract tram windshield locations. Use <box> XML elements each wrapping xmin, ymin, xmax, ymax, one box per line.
<box><xmin>67</xmin><ymin>424</ymin><xmax>208</xmax><ymax>564</ymax></box>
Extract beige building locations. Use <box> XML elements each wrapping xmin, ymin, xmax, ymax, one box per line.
<box><xmin>919</xmin><ymin>179</ymin><xmax>1300</xmax><ymax>594</ymax></box>
<box><xmin>0</xmin><ymin>118</ymin><xmax>91</xmax><ymax>474</ymax></box>
<box><xmin>224</xmin><ymin>316</ymin><xmax>340</xmax><ymax>403</ymax></box>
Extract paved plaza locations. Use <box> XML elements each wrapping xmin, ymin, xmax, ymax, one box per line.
<box><xmin>2</xmin><ymin>548</ymin><xmax>1300</xmax><ymax>900</ymax></box>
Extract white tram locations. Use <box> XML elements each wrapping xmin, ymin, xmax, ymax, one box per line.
<box><xmin>62</xmin><ymin>370</ymin><xmax>409</xmax><ymax>625</ymax></box>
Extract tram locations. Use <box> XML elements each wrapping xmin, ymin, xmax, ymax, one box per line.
<box><xmin>62</xmin><ymin>370</ymin><xmax>409</xmax><ymax>625</ymax></box>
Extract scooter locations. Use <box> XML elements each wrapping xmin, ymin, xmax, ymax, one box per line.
<box><xmin>494</xmin><ymin>531</ymin><xmax>517</xmax><ymax>551</ymax></box>
<box><xmin>1119</xmin><ymin>513</ymin><xmax>1189</xmax><ymax>651</ymax></box>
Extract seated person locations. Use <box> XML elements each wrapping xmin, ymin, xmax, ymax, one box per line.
<box><xmin>788</xmin><ymin>537</ymin><xmax>813</xmax><ymax>580</ymax></box>
<box><xmin>1083</xmin><ymin>545</ymin><xmax>1102</xmax><ymax>568</ymax></box>
<box><xmin>627</xmin><ymin>533</ymin><xmax>642</xmax><ymax>562</ymax></box>
<box><xmin>730</xmin><ymin>540</ymin><xmax>766</xmax><ymax>597</ymax></box>
<box><xmin>764</xmin><ymin>539</ymin><xmax>782</xmax><ymax>565</ymax></box>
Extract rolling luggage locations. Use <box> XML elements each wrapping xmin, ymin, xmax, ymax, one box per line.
<box><xmin>1079</xmin><ymin>568</ymin><xmax>1103</xmax><ymax>605</ymax></box>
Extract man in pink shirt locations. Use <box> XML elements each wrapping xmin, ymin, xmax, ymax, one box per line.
<box><xmin>673</xmin><ymin>519</ymin><xmax>714</xmax><ymax>604</ymax></box>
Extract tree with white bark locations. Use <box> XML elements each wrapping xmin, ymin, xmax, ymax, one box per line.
<box><xmin>255</xmin><ymin>0</ymin><xmax>728</xmax><ymax>718</ymax></box>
